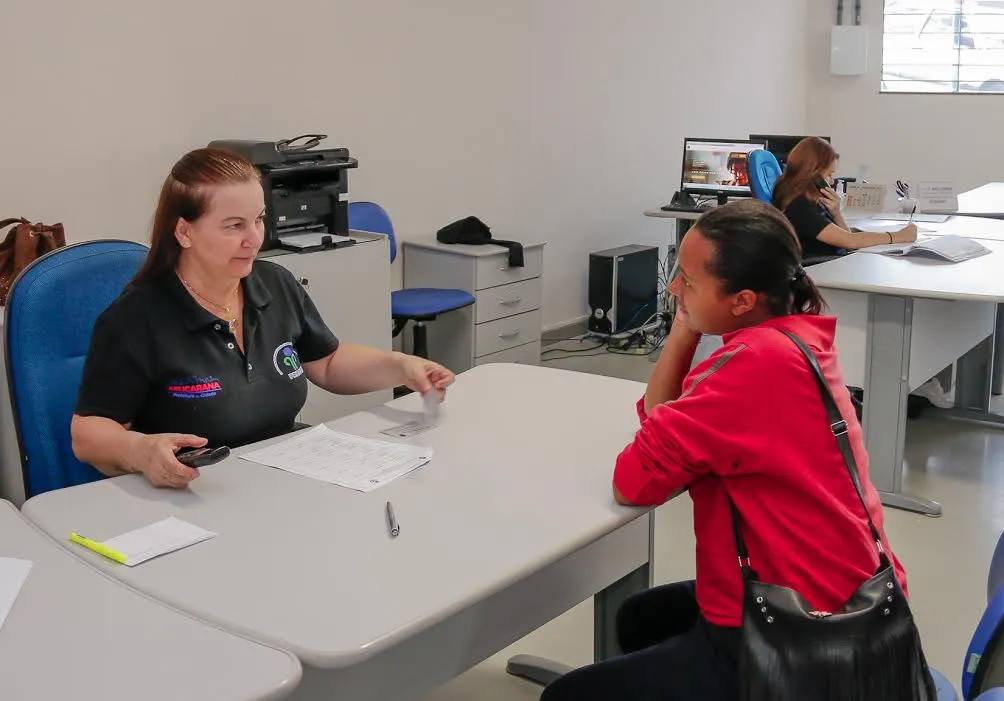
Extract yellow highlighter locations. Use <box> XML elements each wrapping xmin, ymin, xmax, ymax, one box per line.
<box><xmin>69</xmin><ymin>532</ymin><xmax>128</xmax><ymax>565</ymax></box>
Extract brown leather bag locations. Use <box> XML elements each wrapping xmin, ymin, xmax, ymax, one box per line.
<box><xmin>0</xmin><ymin>218</ymin><xmax>66</xmax><ymax>305</ymax></box>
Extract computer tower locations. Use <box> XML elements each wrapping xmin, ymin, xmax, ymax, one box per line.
<box><xmin>588</xmin><ymin>245</ymin><xmax>660</xmax><ymax>335</ymax></box>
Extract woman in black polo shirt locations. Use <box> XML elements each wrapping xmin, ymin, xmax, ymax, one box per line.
<box><xmin>773</xmin><ymin>136</ymin><xmax>917</xmax><ymax>259</ymax></box>
<box><xmin>72</xmin><ymin>148</ymin><xmax>454</xmax><ymax>489</ymax></box>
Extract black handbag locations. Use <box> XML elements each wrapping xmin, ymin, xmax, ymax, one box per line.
<box><xmin>729</xmin><ymin>329</ymin><xmax>937</xmax><ymax>701</ymax></box>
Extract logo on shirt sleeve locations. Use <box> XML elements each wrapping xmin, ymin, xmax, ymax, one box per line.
<box><xmin>167</xmin><ymin>376</ymin><xmax>223</xmax><ymax>399</ymax></box>
<box><xmin>273</xmin><ymin>342</ymin><xmax>303</xmax><ymax>380</ymax></box>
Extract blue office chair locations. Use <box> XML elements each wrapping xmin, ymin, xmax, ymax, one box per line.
<box><xmin>4</xmin><ymin>240</ymin><xmax>147</xmax><ymax>497</ymax></box>
<box><xmin>748</xmin><ymin>149</ymin><xmax>783</xmax><ymax>204</ymax></box>
<box><xmin>954</xmin><ymin>529</ymin><xmax>1004</xmax><ymax>699</ymax></box>
<box><xmin>348</xmin><ymin>202</ymin><xmax>475</xmax><ymax>358</ymax></box>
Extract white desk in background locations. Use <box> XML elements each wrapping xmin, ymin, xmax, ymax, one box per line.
<box><xmin>22</xmin><ymin>364</ymin><xmax>653</xmax><ymax>701</ymax></box>
<box><xmin>847</xmin><ymin>214</ymin><xmax>1004</xmax><ymax>408</ymax></box>
<box><xmin>808</xmin><ymin>240</ymin><xmax>1004</xmax><ymax>516</ymax></box>
<box><xmin>643</xmin><ymin>207</ymin><xmax>703</xmax><ymax>244</ymax></box>
<box><xmin>0</xmin><ymin>499</ymin><xmax>301</xmax><ymax>701</ymax></box>
<box><xmin>958</xmin><ymin>182</ymin><xmax>1004</xmax><ymax>219</ymax></box>
<box><xmin>847</xmin><ymin>213</ymin><xmax>1004</xmax><ymax>242</ymax></box>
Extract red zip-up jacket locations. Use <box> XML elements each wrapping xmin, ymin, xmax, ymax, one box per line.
<box><xmin>613</xmin><ymin>314</ymin><xmax>908</xmax><ymax>628</ymax></box>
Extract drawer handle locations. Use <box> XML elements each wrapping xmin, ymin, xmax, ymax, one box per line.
<box><xmin>499</xmin><ymin>296</ymin><xmax>522</xmax><ymax>305</ymax></box>
<box><xmin>498</xmin><ymin>330</ymin><xmax>521</xmax><ymax>339</ymax></box>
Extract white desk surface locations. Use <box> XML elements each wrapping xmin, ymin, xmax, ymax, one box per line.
<box><xmin>0</xmin><ymin>500</ymin><xmax>301</xmax><ymax>701</ymax></box>
<box><xmin>808</xmin><ymin>238</ymin><xmax>1004</xmax><ymax>302</ymax></box>
<box><xmin>644</xmin><ymin>208</ymin><xmax>704</xmax><ymax>221</ymax></box>
<box><xmin>23</xmin><ymin>364</ymin><xmax>648</xmax><ymax>670</ymax></box>
<box><xmin>849</xmin><ymin>214</ymin><xmax>1004</xmax><ymax>242</ymax></box>
<box><xmin>958</xmin><ymin>182</ymin><xmax>1004</xmax><ymax>218</ymax></box>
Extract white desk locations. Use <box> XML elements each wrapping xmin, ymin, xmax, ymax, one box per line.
<box><xmin>809</xmin><ymin>241</ymin><xmax>1004</xmax><ymax>515</ymax></box>
<box><xmin>644</xmin><ymin>207</ymin><xmax>704</xmax><ymax>245</ymax></box>
<box><xmin>849</xmin><ymin>214</ymin><xmax>1004</xmax><ymax>242</ymax></box>
<box><xmin>22</xmin><ymin>364</ymin><xmax>653</xmax><ymax>701</ymax></box>
<box><xmin>958</xmin><ymin>182</ymin><xmax>1004</xmax><ymax>219</ymax></box>
<box><xmin>0</xmin><ymin>499</ymin><xmax>301</xmax><ymax>700</ymax></box>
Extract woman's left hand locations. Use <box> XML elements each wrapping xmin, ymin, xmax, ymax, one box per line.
<box><xmin>819</xmin><ymin>187</ymin><xmax>842</xmax><ymax>217</ymax></box>
<box><xmin>399</xmin><ymin>355</ymin><xmax>455</xmax><ymax>400</ymax></box>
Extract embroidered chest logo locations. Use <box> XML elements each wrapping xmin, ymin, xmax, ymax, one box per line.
<box><xmin>273</xmin><ymin>342</ymin><xmax>303</xmax><ymax>380</ymax></box>
<box><xmin>167</xmin><ymin>376</ymin><xmax>223</xmax><ymax>399</ymax></box>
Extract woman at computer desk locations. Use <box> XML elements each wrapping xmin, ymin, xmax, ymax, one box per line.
<box><xmin>71</xmin><ymin>148</ymin><xmax>454</xmax><ymax>489</ymax></box>
<box><xmin>773</xmin><ymin>136</ymin><xmax>917</xmax><ymax>260</ymax></box>
<box><xmin>540</xmin><ymin>200</ymin><xmax>933</xmax><ymax>701</ymax></box>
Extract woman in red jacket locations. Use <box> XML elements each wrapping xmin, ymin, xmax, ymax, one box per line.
<box><xmin>542</xmin><ymin>199</ymin><xmax>909</xmax><ymax>701</ymax></box>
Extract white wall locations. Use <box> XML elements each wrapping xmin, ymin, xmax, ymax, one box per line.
<box><xmin>0</xmin><ymin>0</ymin><xmax>807</xmax><ymax>329</ymax></box>
<box><xmin>806</xmin><ymin>0</ymin><xmax>1004</xmax><ymax>191</ymax></box>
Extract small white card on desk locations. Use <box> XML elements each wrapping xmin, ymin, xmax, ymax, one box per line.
<box><xmin>0</xmin><ymin>558</ymin><xmax>32</xmax><ymax>631</ymax></box>
<box><xmin>241</xmin><ymin>425</ymin><xmax>433</xmax><ymax>492</ymax></box>
<box><xmin>104</xmin><ymin>518</ymin><xmax>217</xmax><ymax>567</ymax></box>
<box><xmin>918</xmin><ymin>181</ymin><xmax>958</xmax><ymax>213</ymax></box>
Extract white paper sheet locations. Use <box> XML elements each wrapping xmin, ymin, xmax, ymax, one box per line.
<box><xmin>0</xmin><ymin>558</ymin><xmax>32</xmax><ymax>631</ymax></box>
<box><xmin>847</xmin><ymin>218</ymin><xmax>934</xmax><ymax>233</ymax></box>
<box><xmin>240</xmin><ymin>425</ymin><xmax>433</xmax><ymax>492</ymax></box>
<box><xmin>104</xmin><ymin>518</ymin><xmax>217</xmax><ymax>567</ymax></box>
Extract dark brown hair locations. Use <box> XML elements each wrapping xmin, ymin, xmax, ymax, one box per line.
<box><xmin>695</xmin><ymin>199</ymin><xmax>825</xmax><ymax>316</ymax></box>
<box><xmin>132</xmin><ymin>148</ymin><xmax>260</xmax><ymax>284</ymax></box>
<box><xmin>771</xmin><ymin>136</ymin><xmax>839</xmax><ymax>211</ymax></box>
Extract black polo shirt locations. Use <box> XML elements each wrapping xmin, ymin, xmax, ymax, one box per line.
<box><xmin>76</xmin><ymin>260</ymin><xmax>339</xmax><ymax>448</ymax></box>
<box><xmin>780</xmin><ymin>195</ymin><xmax>845</xmax><ymax>259</ymax></box>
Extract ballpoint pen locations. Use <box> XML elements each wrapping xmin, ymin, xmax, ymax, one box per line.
<box><xmin>386</xmin><ymin>501</ymin><xmax>400</xmax><ymax>538</ymax></box>
<box><xmin>909</xmin><ymin>204</ymin><xmax>917</xmax><ymax>224</ymax></box>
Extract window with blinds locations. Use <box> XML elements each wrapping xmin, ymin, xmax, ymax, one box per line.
<box><xmin>882</xmin><ymin>0</ymin><xmax>1004</xmax><ymax>93</ymax></box>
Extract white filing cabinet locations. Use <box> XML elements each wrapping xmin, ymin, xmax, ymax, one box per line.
<box><xmin>402</xmin><ymin>239</ymin><xmax>545</xmax><ymax>373</ymax></box>
<box><xmin>262</xmin><ymin>231</ymin><xmax>393</xmax><ymax>425</ymax></box>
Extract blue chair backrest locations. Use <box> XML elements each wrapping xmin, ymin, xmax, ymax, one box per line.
<box><xmin>348</xmin><ymin>201</ymin><xmax>397</xmax><ymax>263</ymax></box>
<box><xmin>4</xmin><ymin>240</ymin><xmax>148</xmax><ymax>497</ymax></box>
<box><xmin>749</xmin><ymin>149</ymin><xmax>783</xmax><ymax>203</ymax></box>
<box><xmin>989</xmin><ymin>531</ymin><xmax>1004</xmax><ymax>603</ymax></box>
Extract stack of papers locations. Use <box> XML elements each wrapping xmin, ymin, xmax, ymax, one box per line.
<box><xmin>71</xmin><ymin>517</ymin><xmax>217</xmax><ymax>566</ymax></box>
<box><xmin>0</xmin><ymin>558</ymin><xmax>31</xmax><ymax>631</ymax></box>
<box><xmin>241</xmin><ymin>425</ymin><xmax>433</xmax><ymax>492</ymax></box>
<box><xmin>862</xmin><ymin>235</ymin><xmax>990</xmax><ymax>263</ymax></box>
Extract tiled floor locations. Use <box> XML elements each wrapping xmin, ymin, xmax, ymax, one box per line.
<box><xmin>422</xmin><ymin>345</ymin><xmax>1004</xmax><ymax>700</ymax></box>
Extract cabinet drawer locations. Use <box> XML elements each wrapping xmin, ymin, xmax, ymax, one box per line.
<box><xmin>475</xmin><ymin>278</ymin><xmax>542</xmax><ymax>324</ymax></box>
<box><xmin>475</xmin><ymin>340</ymin><xmax>541</xmax><ymax>366</ymax></box>
<box><xmin>475</xmin><ymin>310</ymin><xmax>542</xmax><ymax>357</ymax></box>
<box><xmin>474</xmin><ymin>247</ymin><xmax>543</xmax><ymax>290</ymax></box>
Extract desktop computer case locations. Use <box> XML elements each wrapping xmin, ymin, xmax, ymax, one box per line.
<box><xmin>588</xmin><ymin>245</ymin><xmax>659</xmax><ymax>335</ymax></box>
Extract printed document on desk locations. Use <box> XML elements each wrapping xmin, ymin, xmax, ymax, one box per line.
<box><xmin>241</xmin><ymin>425</ymin><xmax>433</xmax><ymax>492</ymax></box>
<box><xmin>861</xmin><ymin>235</ymin><xmax>990</xmax><ymax>263</ymax></box>
<box><xmin>0</xmin><ymin>558</ymin><xmax>31</xmax><ymax>631</ymax></box>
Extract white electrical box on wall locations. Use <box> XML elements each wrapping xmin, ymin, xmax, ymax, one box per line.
<box><xmin>830</xmin><ymin>25</ymin><xmax>868</xmax><ymax>76</ymax></box>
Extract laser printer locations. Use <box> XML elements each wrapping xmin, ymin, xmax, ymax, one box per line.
<box><xmin>208</xmin><ymin>135</ymin><xmax>358</xmax><ymax>251</ymax></box>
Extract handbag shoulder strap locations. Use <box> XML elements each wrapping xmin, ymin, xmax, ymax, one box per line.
<box><xmin>0</xmin><ymin>218</ymin><xmax>28</xmax><ymax>232</ymax></box>
<box><xmin>728</xmin><ymin>327</ymin><xmax>887</xmax><ymax>575</ymax></box>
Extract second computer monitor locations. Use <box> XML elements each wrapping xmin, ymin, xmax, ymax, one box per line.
<box><xmin>681</xmin><ymin>138</ymin><xmax>766</xmax><ymax>203</ymax></box>
<box><xmin>749</xmin><ymin>134</ymin><xmax>831</xmax><ymax>167</ymax></box>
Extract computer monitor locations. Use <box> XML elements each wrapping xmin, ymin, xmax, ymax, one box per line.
<box><xmin>748</xmin><ymin>134</ymin><xmax>832</xmax><ymax>167</ymax></box>
<box><xmin>680</xmin><ymin>138</ymin><xmax>766</xmax><ymax>204</ymax></box>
